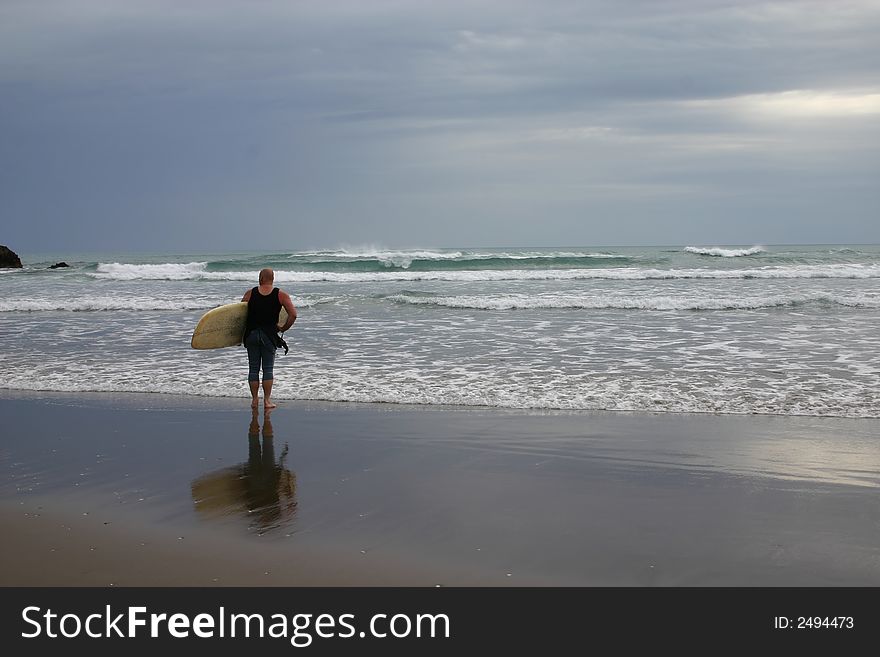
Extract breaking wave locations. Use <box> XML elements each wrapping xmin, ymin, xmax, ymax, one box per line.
<box><xmin>0</xmin><ymin>295</ymin><xmax>330</xmax><ymax>312</ymax></box>
<box><xmin>287</xmin><ymin>249</ymin><xmax>636</xmax><ymax>270</ymax></box>
<box><xmin>685</xmin><ymin>246</ymin><xmax>765</xmax><ymax>257</ymax></box>
<box><xmin>90</xmin><ymin>263</ymin><xmax>880</xmax><ymax>282</ymax></box>
<box><xmin>94</xmin><ymin>262</ymin><xmax>209</xmax><ymax>280</ymax></box>
<box><xmin>387</xmin><ymin>292</ymin><xmax>880</xmax><ymax>311</ymax></box>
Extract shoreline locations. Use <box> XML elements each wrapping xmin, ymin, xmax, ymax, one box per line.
<box><xmin>1</xmin><ymin>387</ymin><xmax>878</xmax><ymax>421</ymax></box>
<box><xmin>2</xmin><ymin>390</ymin><xmax>879</xmax><ymax>586</ymax></box>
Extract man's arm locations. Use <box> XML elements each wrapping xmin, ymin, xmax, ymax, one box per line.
<box><xmin>278</xmin><ymin>291</ymin><xmax>297</xmax><ymax>332</ymax></box>
<box><xmin>241</xmin><ymin>288</ymin><xmax>252</xmax><ymax>302</ymax></box>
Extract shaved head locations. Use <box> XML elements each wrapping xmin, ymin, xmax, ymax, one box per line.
<box><xmin>259</xmin><ymin>268</ymin><xmax>274</xmax><ymax>284</ymax></box>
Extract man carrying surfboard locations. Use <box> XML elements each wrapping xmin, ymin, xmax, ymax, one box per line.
<box><xmin>242</xmin><ymin>268</ymin><xmax>297</xmax><ymax>409</ymax></box>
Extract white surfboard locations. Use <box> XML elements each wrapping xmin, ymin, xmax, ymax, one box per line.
<box><xmin>191</xmin><ymin>302</ymin><xmax>288</xmax><ymax>350</ymax></box>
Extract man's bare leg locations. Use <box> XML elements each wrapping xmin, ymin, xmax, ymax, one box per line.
<box><xmin>249</xmin><ymin>381</ymin><xmax>260</xmax><ymax>409</ymax></box>
<box><xmin>262</xmin><ymin>379</ymin><xmax>277</xmax><ymax>409</ymax></box>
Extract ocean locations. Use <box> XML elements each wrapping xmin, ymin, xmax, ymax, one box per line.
<box><xmin>1</xmin><ymin>244</ymin><xmax>878</xmax><ymax>417</ymax></box>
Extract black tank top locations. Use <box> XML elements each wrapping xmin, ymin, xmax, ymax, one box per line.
<box><xmin>246</xmin><ymin>287</ymin><xmax>281</xmax><ymax>332</ymax></box>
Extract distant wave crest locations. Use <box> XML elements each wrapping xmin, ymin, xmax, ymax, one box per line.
<box><xmin>288</xmin><ymin>248</ymin><xmax>632</xmax><ymax>270</ymax></box>
<box><xmin>387</xmin><ymin>292</ymin><xmax>880</xmax><ymax>311</ymax></box>
<box><xmin>88</xmin><ymin>263</ymin><xmax>880</xmax><ymax>282</ymax></box>
<box><xmin>0</xmin><ymin>297</ymin><xmax>212</xmax><ymax>312</ymax></box>
<box><xmin>0</xmin><ymin>293</ymin><xmax>330</xmax><ymax>312</ymax></box>
<box><xmin>94</xmin><ymin>262</ymin><xmax>209</xmax><ymax>280</ymax></box>
<box><xmin>293</xmin><ymin>248</ymin><xmax>465</xmax><ymax>269</ymax></box>
<box><xmin>685</xmin><ymin>246</ymin><xmax>765</xmax><ymax>257</ymax></box>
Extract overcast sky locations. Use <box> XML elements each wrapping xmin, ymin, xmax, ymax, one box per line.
<box><xmin>2</xmin><ymin>0</ymin><xmax>878</xmax><ymax>253</ymax></box>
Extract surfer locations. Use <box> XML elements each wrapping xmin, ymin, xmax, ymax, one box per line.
<box><xmin>242</xmin><ymin>268</ymin><xmax>297</xmax><ymax>409</ymax></box>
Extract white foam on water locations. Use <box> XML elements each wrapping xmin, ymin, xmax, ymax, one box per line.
<box><xmin>685</xmin><ymin>246</ymin><xmax>765</xmax><ymax>257</ymax></box>
<box><xmin>0</xmin><ymin>297</ymin><xmax>213</xmax><ymax>312</ymax></box>
<box><xmin>292</xmin><ymin>248</ymin><xmax>466</xmax><ymax>269</ymax></box>
<box><xmin>88</xmin><ymin>264</ymin><xmax>880</xmax><ymax>282</ymax></box>
<box><xmin>295</xmin><ymin>248</ymin><xmax>464</xmax><ymax>260</ymax></box>
<box><xmin>387</xmin><ymin>292</ymin><xmax>880</xmax><ymax>311</ymax></box>
<box><xmin>2</xmin><ymin>301</ymin><xmax>878</xmax><ymax>418</ymax></box>
<box><xmin>293</xmin><ymin>248</ymin><xmax>625</xmax><ymax>259</ymax></box>
<box><xmin>290</xmin><ymin>248</ymin><xmax>630</xmax><ymax>268</ymax></box>
<box><xmin>344</xmin><ymin>263</ymin><xmax>880</xmax><ymax>282</ymax></box>
<box><xmin>5</xmin><ymin>246</ymin><xmax>878</xmax><ymax>419</ymax></box>
<box><xmin>93</xmin><ymin>262</ymin><xmax>209</xmax><ymax>280</ymax></box>
<box><xmin>4</xmin><ymin>362</ymin><xmax>878</xmax><ymax>419</ymax></box>
<box><xmin>0</xmin><ymin>294</ymin><xmax>331</xmax><ymax>312</ymax></box>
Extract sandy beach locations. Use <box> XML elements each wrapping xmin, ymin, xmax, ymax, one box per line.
<box><xmin>1</xmin><ymin>391</ymin><xmax>878</xmax><ymax>586</ymax></box>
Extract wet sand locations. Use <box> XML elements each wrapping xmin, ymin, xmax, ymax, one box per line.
<box><xmin>1</xmin><ymin>391</ymin><xmax>879</xmax><ymax>586</ymax></box>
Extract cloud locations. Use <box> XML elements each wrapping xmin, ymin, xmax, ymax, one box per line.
<box><xmin>684</xmin><ymin>89</ymin><xmax>880</xmax><ymax>120</ymax></box>
<box><xmin>0</xmin><ymin>0</ymin><xmax>878</xmax><ymax>250</ymax></box>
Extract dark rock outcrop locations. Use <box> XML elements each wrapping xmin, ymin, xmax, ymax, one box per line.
<box><xmin>49</xmin><ymin>262</ymin><xmax>70</xmax><ymax>269</ymax></box>
<box><xmin>0</xmin><ymin>245</ymin><xmax>23</xmax><ymax>268</ymax></box>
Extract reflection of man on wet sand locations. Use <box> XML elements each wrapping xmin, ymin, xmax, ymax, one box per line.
<box><xmin>191</xmin><ymin>410</ymin><xmax>297</xmax><ymax>533</ymax></box>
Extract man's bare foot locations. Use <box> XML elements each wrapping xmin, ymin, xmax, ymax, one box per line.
<box><xmin>251</xmin><ymin>398</ymin><xmax>259</xmax><ymax>409</ymax></box>
<box><xmin>264</xmin><ymin>400</ymin><xmax>277</xmax><ymax>409</ymax></box>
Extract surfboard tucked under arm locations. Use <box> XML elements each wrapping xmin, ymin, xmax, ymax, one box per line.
<box><xmin>191</xmin><ymin>302</ymin><xmax>289</xmax><ymax>350</ymax></box>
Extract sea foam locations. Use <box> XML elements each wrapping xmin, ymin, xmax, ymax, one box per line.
<box><xmin>94</xmin><ymin>262</ymin><xmax>209</xmax><ymax>280</ymax></box>
<box><xmin>0</xmin><ymin>297</ymin><xmax>214</xmax><ymax>312</ymax></box>
<box><xmin>88</xmin><ymin>263</ymin><xmax>880</xmax><ymax>282</ymax></box>
<box><xmin>685</xmin><ymin>246</ymin><xmax>765</xmax><ymax>257</ymax></box>
<box><xmin>0</xmin><ymin>294</ymin><xmax>329</xmax><ymax>312</ymax></box>
<box><xmin>387</xmin><ymin>292</ymin><xmax>880</xmax><ymax>311</ymax></box>
<box><xmin>290</xmin><ymin>249</ymin><xmax>630</xmax><ymax>269</ymax></box>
